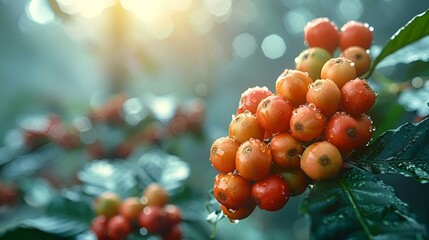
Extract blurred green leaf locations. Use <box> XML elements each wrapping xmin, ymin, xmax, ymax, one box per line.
<box><xmin>348</xmin><ymin>118</ymin><xmax>429</xmax><ymax>183</ymax></box>
<box><xmin>0</xmin><ymin>144</ymin><xmax>65</xmax><ymax>181</ymax></box>
<box><xmin>77</xmin><ymin>159</ymin><xmax>140</xmax><ymax>198</ymax></box>
<box><xmin>131</xmin><ymin>148</ymin><xmax>190</xmax><ymax>195</ymax></box>
<box><xmin>301</xmin><ymin>168</ymin><xmax>427</xmax><ymax>240</ymax></box>
<box><xmin>367</xmin><ymin>9</ymin><xmax>429</xmax><ymax>78</ymax></box>
<box><xmin>0</xmin><ymin>187</ymin><xmax>92</xmax><ymax>239</ymax></box>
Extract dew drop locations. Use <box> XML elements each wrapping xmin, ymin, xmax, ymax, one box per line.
<box><xmin>229</xmin><ymin>218</ymin><xmax>240</xmax><ymax>224</ymax></box>
<box><xmin>308</xmin><ymin>103</ymin><xmax>317</xmax><ymax>110</ymax></box>
<box><xmin>228</xmin><ymin>208</ymin><xmax>237</xmax><ymax>214</ymax></box>
<box><xmin>314</xmin><ymin>113</ymin><xmax>322</xmax><ymax>120</ymax></box>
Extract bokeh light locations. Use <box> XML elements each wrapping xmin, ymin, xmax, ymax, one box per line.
<box><xmin>261</xmin><ymin>34</ymin><xmax>287</xmax><ymax>59</ymax></box>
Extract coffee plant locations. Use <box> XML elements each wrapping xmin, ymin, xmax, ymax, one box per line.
<box><xmin>207</xmin><ymin>9</ymin><xmax>429</xmax><ymax>240</ymax></box>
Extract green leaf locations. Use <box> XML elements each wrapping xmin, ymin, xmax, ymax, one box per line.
<box><xmin>77</xmin><ymin>159</ymin><xmax>140</xmax><ymax>197</ymax></box>
<box><xmin>0</xmin><ymin>187</ymin><xmax>93</xmax><ymax>239</ymax></box>
<box><xmin>348</xmin><ymin>118</ymin><xmax>429</xmax><ymax>183</ymax></box>
<box><xmin>301</xmin><ymin>168</ymin><xmax>427</xmax><ymax>240</ymax></box>
<box><xmin>366</xmin><ymin>9</ymin><xmax>429</xmax><ymax>78</ymax></box>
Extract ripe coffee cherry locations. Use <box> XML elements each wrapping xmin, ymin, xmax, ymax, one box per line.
<box><xmin>304</xmin><ymin>17</ymin><xmax>339</xmax><ymax>53</ymax></box>
<box><xmin>290</xmin><ymin>104</ymin><xmax>326</xmax><ymax>142</ymax></box>
<box><xmin>93</xmin><ymin>192</ymin><xmax>122</xmax><ymax>218</ymax></box>
<box><xmin>107</xmin><ymin>215</ymin><xmax>132</xmax><ymax>240</ymax></box>
<box><xmin>138</xmin><ymin>206</ymin><xmax>171</xmax><ymax>234</ymax></box>
<box><xmin>324</xmin><ymin>112</ymin><xmax>359</xmax><ymax>153</ymax></box>
<box><xmin>269</xmin><ymin>132</ymin><xmax>303</xmax><ymax>169</ymax></box>
<box><xmin>300</xmin><ymin>141</ymin><xmax>343</xmax><ymax>181</ymax></box>
<box><xmin>306</xmin><ymin>79</ymin><xmax>341</xmax><ymax>117</ymax></box>
<box><xmin>90</xmin><ymin>215</ymin><xmax>108</xmax><ymax>240</ymax></box>
<box><xmin>341</xmin><ymin>78</ymin><xmax>376</xmax><ymax>116</ymax></box>
<box><xmin>279</xmin><ymin>168</ymin><xmax>309</xmax><ymax>196</ymax></box>
<box><xmin>162</xmin><ymin>224</ymin><xmax>183</xmax><ymax>240</ymax></box>
<box><xmin>356</xmin><ymin>114</ymin><xmax>374</xmax><ymax>148</ymax></box>
<box><xmin>275</xmin><ymin>69</ymin><xmax>313</xmax><ymax>107</ymax></box>
<box><xmin>236</xmin><ymin>138</ymin><xmax>272</xmax><ymax>181</ymax></box>
<box><xmin>142</xmin><ymin>183</ymin><xmax>169</xmax><ymax>208</ymax></box>
<box><xmin>256</xmin><ymin>95</ymin><xmax>294</xmax><ymax>133</ymax></box>
<box><xmin>119</xmin><ymin>197</ymin><xmax>144</xmax><ymax>222</ymax></box>
<box><xmin>221</xmin><ymin>198</ymin><xmax>256</xmax><ymax>221</ymax></box>
<box><xmin>251</xmin><ymin>174</ymin><xmax>290</xmax><ymax>211</ymax></box>
<box><xmin>237</xmin><ymin>86</ymin><xmax>272</xmax><ymax>114</ymax></box>
<box><xmin>229</xmin><ymin>111</ymin><xmax>265</xmax><ymax>143</ymax></box>
<box><xmin>164</xmin><ymin>204</ymin><xmax>182</xmax><ymax>225</ymax></box>
<box><xmin>210</xmin><ymin>136</ymin><xmax>240</xmax><ymax>173</ymax></box>
<box><xmin>295</xmin><ymin>47</ymin><xmax>332</xmax><ymax>81</ymax></box>
<box><xmin>340</xmin><ymin>46</ymin><xmax>371</xmax><ymax>77</ymax></box>
<box><xmin>321</xmin><ymin>57</ymin><xmax>357</xmax><ymax>88</ymax></box>
<box><xmin>339</xmin><ymin>21</ymin><xmax>373</xmax><ymax>50</ymax></box>
<box><xmin>213</xmin><ymin>173</ymin><xmax>252</xmax><ymax>210</ymax></box>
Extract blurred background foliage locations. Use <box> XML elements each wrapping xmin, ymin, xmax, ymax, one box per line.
<box><xmin>0</xmin><ymin>0</ymin><xmax>429</xmax><ymax>239</ymax></box>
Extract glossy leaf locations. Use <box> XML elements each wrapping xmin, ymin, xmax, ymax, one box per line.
<box><xmin>301</xmin><ymin>168</ymin><xmax>427</xmax><ymax>240</ymax></box>
<box><xmin>0</xmin><ymin>187</ymin><xmax>92</xmax><ymax>239</ymax></box>
<box><xmin>348</xmin><ymin>118</ymin><xmax>429</xmax><ymax>183</ymax></box>
<box><xmin>0</xmin><ymin>144</ymin><xmax>65</xmax><ymax>180</ymax></box>
<box><xmin>366</xmin><ymin>9</ymin><xmax>429</xmax><ymax>77</ymax></box>
<box><xmin>77</xmin><ymin>159</ymin><xmax>139</xmax><ymax>197</ymax></box>
<box><xmin>131</xmin><ymin>148</ymin><xmax>191</xmax><ymax>195</ymax></box>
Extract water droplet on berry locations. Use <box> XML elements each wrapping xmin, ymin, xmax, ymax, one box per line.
<box><xmin>250</xmin><ymin>98</ymin><xmax>257</xmax><ymax>103</ymax></box>
<box><xmin>229</xmin><ymin>218</ymin><xmax>240</xmax><ymax>224</ymax></box>
<box><xmin>314</xmin><ymin>113</ymin><xmax>322</xmax><ymax>120</ymax></box>
<box><xmin>357</xmin><ymin>89</ymin><xmax>363</xmax><ymax>94</ymax></box>
<box><xmin>307</xmin><ymin>103</ymin><xmax>317</xmax><ymax>110</ymax></box>
<box><xmin>228</xmin><ymin>208</ymin><xmax>237</xmax><ymax>214</ymax></box>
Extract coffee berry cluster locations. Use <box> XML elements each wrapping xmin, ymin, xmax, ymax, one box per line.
<box><xmin>209</xmin><ymin>17</ymin><xmax>376</xmax><ymax>221</ymax></box>
<box><xmin>90</xmin><ymin>183</ymin><xmax>183</xmax><ymax>240</ymax></box>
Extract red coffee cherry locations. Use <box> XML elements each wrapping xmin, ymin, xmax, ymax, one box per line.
<box><xmin>138</xmin><ymin>206</ymin><xmax>171</xmax><ymax>234</ymax></box>
<box><xmin>341</xmin><ymin>78</ymin><xmax>376</xmax><ymax>116</ymax></box>
<box><xmin>213</xmin><ymin>173</ymin><xmax>252</xmax><ymax>210</ymax></box>
<box><xmin>324</xmin><ymin>112</ymin><xmax>360</xmax><ymax>153</ymax></box>
<box><xmin>290</xmin><ymin>104</ymin><xmax>326</xmax><ymax>142</ymax></box>
<box><xmin>339</xmin><ymin>21</ymin><xmax>373</xmax><ymax>50</ymax></box>
<box><xmin>275</xmin><ymin>69</ymin><xmax>313</xmax><ymax>107</ymax></box>
<box><xmin>306</xmin><ymin>79</ymin><xmax>341</xmax><ymax>117</ymax></box>
<box><xmin>321</xmin><ymin>57</ymin><xmax>357</xmax><ymax>88</ymax></box>
<box><xmin>236</xmin><ymin>138</ymin><xmax>272</xmax><ymax>181</ymax></box>
<box><xmin>107</xmin><ymin>215</ymin><xmax>132</xmax><ymax>240</ymax></box>
<box><xmin>164</xmin><ymin>204</ymin><xmax>182</xmax><ymax>225</ymax></box>
<box><xmin>229</xmin><ymin>111</ymin><xmax>265</xmax><ymax>143</ymax></box>
<box><xmin>119</xmin><ymin>197</ymin><xmax>144</xmax><ymax>222</ymax></box>
<box><xmin>256</xmin><ymin>94</ymin><xmax>294</xmax><ymax>133</ymax></box>
<box><xmin>300</xmin><ymin>141</ymin><xmax>343</xmax><ymax>181</ymax></box>
<box><xmin>210</xmin><ymin>136</ymin><xmax>240</xmax><ymax>173</ymax></box>
<box><xmin>269</xmin><ymin>132</ymin><xmax>303</xmax><ymax>169</ymax></box>
<box><xmin>161</xmin><ymin>224</ymin><xmax>183</xmax><ymax>240</ymax></box>
<box><xmin>279</xmin><ymin>168</ymin><xmax>309</xmax><ymax>196</ymax></box>
<box><xmin>340</xmin><ymin>46</ymin><xmax>372</xmax><ymax>77</ymax></box>
<box><xmin>251</xmin><ymin>174</ymin><xmax>290</xmax><ymax>211</ymax></box>
<box><xmin>90</xmin><ymin>215</ymin><xmax>108</xmax><ymax>240</ymax></box>
<box><xmin>304</xmin><ymin>17</ymin><xmax>339</xmax><ymax>53</ymax></box>
<box><xmin>237</xmin><ymin>86</ymin><xmax>272</xmax><ymax>114</ymax></box>
<box><xmin>142</xmin><ymin>183</ymin><xmax>169</xmax><ymax>208</ymax></box>
<box><xmin>220</xmin><ymin>198</ymin><xmax>257</xmax><ymax>221</ymax></box>
<box><xmin>356</xmin><ymin>114</ymin><xmax>374</xmax><ymax>148</ymax></box>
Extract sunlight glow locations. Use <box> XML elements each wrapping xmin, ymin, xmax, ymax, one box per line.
<box><xmin>27</xmin><ymin>0</ymin><xmax>55</xmax><ymax>24</ymax></box>
<box><xmin>57</xmin><ymin>0</ymin><xmax>115</xmax><ymax>18</ymax></box>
